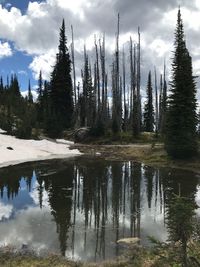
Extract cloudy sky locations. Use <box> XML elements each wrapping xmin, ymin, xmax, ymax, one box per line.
<box><xmin>0</xmin><ymin>0</ymin><xmax>199</xmax><ymax>101</ymax></box>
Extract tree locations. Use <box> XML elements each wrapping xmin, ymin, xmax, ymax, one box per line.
<box><xmin>166</xmin><ymin>194</ymin><xmax>197</xmax><ymax>267</ymax></box>
<box><xmin>49</xmin><ymin>19</ymin><xmax>74</xmax><ymax>136</ymax></box>
<box><xmin>143</xmin><ymin>71</ymin><xmax>154</xmax><ymax>132</ymax></box>
<box><xmin>36</xmin><ymin>71</ymin><xmax>43</xmax><ymax>126</ymax></box>
<box><xmin>165</xmin><ymin>9</ymin><xmax>198</xmax><ymax>158</ymax></box>
<box><xmin>27</xmin><ymin>80</ymin><xmax>33</xmax><ymax>104</ymax></box>
<box><xmin>159</xmin><ymin>63</ymin><xmax>167</xmax><ymax>135</ymax></box>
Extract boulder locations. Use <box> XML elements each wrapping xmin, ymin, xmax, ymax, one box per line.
<box><xmin>74</xmin><ymin>128</ymin><xmax>90</xmax><ymax>142</ymax></box>
<box><xmin>117</xmin><ymin>237</ymin><xmax>140</xmax><ymax>246</ymax></box>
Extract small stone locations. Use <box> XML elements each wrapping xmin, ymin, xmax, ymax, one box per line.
<box><xmin>7</xmin><ymin>147</ymin><xmax>14</xmax><ymax>150</ymax></box>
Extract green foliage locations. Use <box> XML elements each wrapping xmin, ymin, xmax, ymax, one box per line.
<box><xmin>48</xmin><ymin>19</ymin><xmax>74</xmax><ymax>136</ymax></box>
<box><xmin>0</xmin><ymin>75</ymin><xmax>37</xmax><ymax>139</ymax></box>
<box><xmin>143</xmin><ymin>71</ymin><xmax>154</xmax><ymax>132</ymax></box>
<box><xmin>165</xmin><ymin>9</ymin><xmax>198</xmax><ymax>159</ymax></box>
<box><xmin>166</xmin><ymin>194</ymin><xmax>197</xmax><ymax>267</ymax></box>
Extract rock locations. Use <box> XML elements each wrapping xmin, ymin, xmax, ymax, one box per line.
<box><xmin>117</xmin><ymin>237</ymin><xmax>140</xmax><ymax>246</ymax></box>
<box><xmin>74</xmin><ymin>128</ymin><xmax>90</xmax><ymax>142</ymax></box>
<box><xmin>7</xmin><ymin>147</ymin><xmax>14</xmax><ymax>150</ymax></box>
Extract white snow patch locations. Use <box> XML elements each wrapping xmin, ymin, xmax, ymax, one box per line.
<box><xmin>0</xmin><ymin>132</ymin><xmax>82</xmax><ymax>168</ymax></box>
<box><xmin>56</xmin><ymin>139</ymin><xmax>74</xmax><ymax>145</ymax></box>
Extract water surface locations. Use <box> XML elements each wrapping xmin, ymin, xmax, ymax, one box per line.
<box><xmin>0</xmin><ymin>158</ymin><xmax>199</xmax><ymax>262</ymax></box>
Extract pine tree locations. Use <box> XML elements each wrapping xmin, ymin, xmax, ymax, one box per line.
<box><xmin>10</xmin><ymin>74</ymin><xmax>20</xmax><ymax>97</ymax></box>
<box><xmin>36</xmin><ymin>71</ymin><xmax>44</xmax><ymax>126</ymax></box>
<box><xmin>143</xmin><ymin>71</ymin><xmax>154</xmax><ymax>132</ymax></box>
<box><xmin>27</xmin><ymin>80</ymin><xmax>33</xmax><ymax>104</ymax></box>
<box><xmin>49</xmin><ymin>19</ymin><xmax>74</xmax><ymax>135</ymax></box>
<box><xmin>165</xmin><ymin>9</ymin><xmax>198</xmax><ymax>158</ymax></box>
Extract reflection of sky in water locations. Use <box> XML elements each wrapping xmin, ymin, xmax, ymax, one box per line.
<box><xmin>0</xmin><ymin>160</ymin><xmax>199</xmax><ymax>262</ymax></box>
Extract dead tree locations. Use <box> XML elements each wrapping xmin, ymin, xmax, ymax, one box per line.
<box><xmin>136</xmin><ymin>27</ymin><xmax>142</xmax><ymax>133</ymax></box>
<box><xmin>154</xmin><ymin>67</ymin><xmax>159</xmax><ymax>135</ymax></box>
<box><xmin>71</xmin><ymin>25</ymin><xmax>76</xmax><ymax>105</ymax></box>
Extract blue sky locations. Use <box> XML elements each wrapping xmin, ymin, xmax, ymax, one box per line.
<box><xmin>0</xmin><ymin>0</ymin><xmax>43</xmax><ymax>92</ymax></box>
<box><xmin>0</xmin><ymin>0</ymin><xmax>199</xmax><ymax>103</ymax></box>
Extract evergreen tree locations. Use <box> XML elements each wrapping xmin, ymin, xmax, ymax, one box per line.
<box><xmin>165</xmin><ymin>9</ymin><xmax>198</xmax><ymax>158</ymax></box>
<box><xmin>36</xmin><ymin>71</ymin><xmax>43</xmax><ymax>126</ymax></box>
<box><xmin>159</xmin><ymin>65</ymin><xmax>167</xmax><ymax>135</ymax></box>
<box><xmin>143</xmin><ymin>71</ymin><xmax>154</xmax><ymax>132</ymax></box>
<box><xmin>80</xmin><ymin>54</ymin><xmax>95</xmax><ymax>127</ymax></box>
<box><xmin>49</xmin><ymin>19</ymin><xmax>74</xmax><ymax>136</ymax></box>
<box><xmin>27</xmin><ymin>80</ymin><xmax>33</xmax><ymax>104</ymax></box>
<box><xmin>10</xmin><ymin>74</ymin><xmax>20</xmax><ymax>97</ymax></box>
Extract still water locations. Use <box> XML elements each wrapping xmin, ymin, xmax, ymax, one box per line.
<box><xmin>0</xmin><ymin>158</ymin><xmax>199</xmax><ymax>262</ymax></box>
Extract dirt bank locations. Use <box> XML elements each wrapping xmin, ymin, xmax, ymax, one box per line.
<box><xmin>71</xmin><ymin>143</ymin><xmax>200</xmax><ymax>174</ymax></box>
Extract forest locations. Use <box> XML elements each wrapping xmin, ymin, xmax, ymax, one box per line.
<box><xmin>0</xmin><ymin>9</ymin><xmax>199</xmax><ymax>159</ymax></box>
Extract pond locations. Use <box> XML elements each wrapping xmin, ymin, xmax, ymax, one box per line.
<box><xmin>0</xmin><ymin>157</ymin><xmax>199</xmax><ymax>262</ymax></box>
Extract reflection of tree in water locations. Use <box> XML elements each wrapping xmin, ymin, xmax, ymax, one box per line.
<box><xmin>0</xmin><ymin>160</ymin><xmax>199</xmax><ymax>261</ymax></box>
<box><xmin>129</xmin><ymin>162</ymin><xmax>142</xmax><ymax>238</ymax></box>
<box><xmin>144</xmin><ymin>165</ymin><xmax>155</xmax><ymax>209</ymax></box>
<box><xmin>38</xmin><ymin>163</ymin><xmax>74</xmax><ymax>256</ymax></box>
<box><xmin>0</xmin><ymin>166</ymin><xmax>33</xmax><ymax>199</ymax></box>
<box><xmin>75</xmin><ymin>159</ymin><xmax>109</xmax><ymax>260</ymax></box>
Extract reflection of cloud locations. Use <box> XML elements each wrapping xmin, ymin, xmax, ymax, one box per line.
<box><xmin>195</xmin><ymin>186</ymin><xmax>200</xmax><ymax>216</ymax></box>
<box><xmin>0</xmin><ymin>201</ymin><xmax>13</xmax><ymax>221</ymax></box>
<box><xmin>0</xmin><ymin>206</ymin><xmax>59</xmax><ymax>254</ymax></box>
<box><xmin>29</xmin><ymin>180</ymin><xmax>50</xmax><ymax>208</ymax></box>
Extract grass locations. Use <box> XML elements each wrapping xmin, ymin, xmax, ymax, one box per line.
<box><xmin>1</xmin><ymin>241</ymin><xmax>200</xmax><ymax>267</ymax></box>
<box><xmin>70</xmin><ymin>132</ymin><xmax>200</xmax><ymax>174</ymax></box>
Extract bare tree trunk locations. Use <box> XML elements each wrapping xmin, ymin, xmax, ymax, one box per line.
<box><xmin>122</xmin><ymin>47</ymin><xmax>127</xmax><ymax>131</ymax></box>
<box><xmin>95</xmin><ymin>36</ymin><xmax>101</xmax><ymax>113</ymax></box>
<box><xmin>158</xmin><ymin>74</ymin><xmax>163</xmax><ymax>132</ymax></box>
<box><xmin>136</xmin><ymin>27</ymin><xmax>141</xmax><ymax>133</ymax></box>
<box><xmin>71</xmin><ymin>25</ymin><xmax>76</xmax><ymax>105</ymax></box>
<box><xmin>130</xmin><ymin>37</ymin><xmax>133</xmax><ymax>126</ymax></box>
<box><xmin>112</xmin><ymin>13</ymin><xmax>121</xmax><ymax>133</ymax></box>
<box><xmin>154</xmin><ymin>67</ymin><xmax>159</xmax><ymax>135</ymax></box>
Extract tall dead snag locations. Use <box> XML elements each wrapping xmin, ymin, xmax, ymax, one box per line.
<box><xmin>122</xmin><ymin>47</ymin><xmax>128</xmax><ymax>131</ymax></box>
<box><xmin>99</xmin><ymin>34</ymin><xmax>107</xmax><ymax>125</ymax></box>
<box><xmin>158</xmin><ymin>74</ymin><xmax>163</xmax><ymax>132</ymax></box>
<box><xmin>130</xmin><ymin>37</ymin><xmax>133</xmax><ymax>126</ymax></box>
<box><xmin>136</xmin><ymin>27</ymin><xmax>142</xmax><ymax>134</ymax></box>
<box><xmin>71</xmin><ymin>25</ymin><xmax>76</xmax><ymax>105</ymax></box>
<box><xmin>94</xmin><ymin>36</ymin><xmax>100</xmax><ymax>114</ymax></box>
<box><xmin>112</xmin><ymin>13</ymin><xmax>122</xmax><ymax>133</ymax></box>
<box><xmin>154</xmin><ymin>67</ymin><xmax>159</xmax><ymax>135</ymax></box>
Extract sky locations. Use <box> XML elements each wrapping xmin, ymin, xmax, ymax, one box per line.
<box><xmin>0</xmin><ymin>0</ymin><xmax>200</xmax><ymax>102</ymax></box>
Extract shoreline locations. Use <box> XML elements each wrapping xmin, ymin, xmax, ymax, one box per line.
<box><xmin>71</xmin><ymin>143</ymin><xmax>200</xmax><ymax>174</ymax></box>
<box><xmin>0</xmin><ymin>133</ymin><xmax>82</xmax><ymax>169</ymax></box>
<box><xmin>0</xmin><ymin>131</ymin><xmax>199</xmax><ymax>175</ymax></box>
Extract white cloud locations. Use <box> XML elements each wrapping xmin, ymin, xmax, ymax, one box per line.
<box><xmin>29</xmin><ymin>49</ymin><xmax>56</xmax><ymax>80</ymax></box>
<box><xmin>21</xmin><ymin>89</ymin><xmax>38</xmax><ymax>101</ymax></box>
<box><xmin>18</xmin><ymin>70</ymin><xmax>27</xmax><ymax>76</ymax></box>
<box><xmin>149</xmin><ymin>39</ymin><xmax>171</xmax><ymax>58</ymax></box>
<box><xmin>0</xmin><ymin>41</ymin><xmax>12</xmax><ymax>59</ymax></box>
